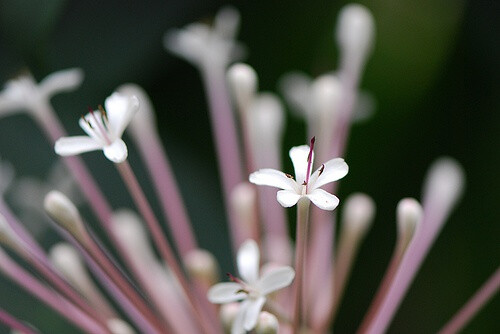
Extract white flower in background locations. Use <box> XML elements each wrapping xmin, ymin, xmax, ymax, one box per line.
<box><xmin>249</xmin><ymin>140</ymin><xmax>348</xmax><ymax>210</ymax></box>
<box><xmin>54</xmin><ymin>92</ymin><xmax>139</xmax><ymax>163</ymax></box>
<box><xmin>164</xmin><ymin>6</ymin><xmax>245</xmax><ymax>69</ymax></box>
<box><xmin>207</xmin><ymin>240</ymin><xmax>294</xmax><ymax>334</ymax></box>
<box><xmin>0</xmin><ymin>68</ymin><xmax>83</xmax><ymax>117</ymax></box>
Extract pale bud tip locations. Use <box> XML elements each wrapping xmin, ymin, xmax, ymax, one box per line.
<box><xmin>44</xmin><ymin>191</ymin><xmax>83</xmax><ymax>237</ymax></box>
<box><xmin>0</xmin><ymin>214</ymin><xmax>21</xmax><ymax>249</ymax></box>
<box><xmin>220</xmin><ymin>303</ymin><xmax>240</xmax><ymax>333</ymax></box>
<box><xmin>396</xmin><ymin>198</ymin><xmax>422</xmax><ymax>251</ymax></box>
<box><xmin>343</xmin><ymin>193</ymin><xmax>376</xmax><ymax>237</ymax></box>
<box><xmin>49</xmin><ymin>243</ymin><xmax>81</xmax><ymax>274</ymax></box>
<box><xmin>107</xmin><ymin>318</ymin><xmax>136</xmax><ymax>334</ymax></box>
<box><xmin>310</xmin><ymin>74</ymin><xmax>343</xmax><ymax>116</ymax></box>
<box><xmin>336</xmin><ymin>4</ymin><xmax>375</xmax><ymax>74</ymax></box>
<box><xmin>423</xmin><ymin>157</ymin><xmax>465</xmax><ymax>212</ymax></box>
<box><xmin>184</xmin><ymin>249</ymin><xmax>219</xmax><ymax>285</ymax></box>
<box><xmin>255</xmin><ymin>311</ymin><xmax>279</xmax><ymax>334</ymax></box>
<box><xmin>227</xmin><ymin>63</ymin><xmax>258</xmax><ymax>112</ymax></box>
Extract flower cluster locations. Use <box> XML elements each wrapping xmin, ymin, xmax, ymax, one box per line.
<box><xmin>0</xmin><ymin>4</ymin><xmax>497</xmax><ymax>334</ymax></box>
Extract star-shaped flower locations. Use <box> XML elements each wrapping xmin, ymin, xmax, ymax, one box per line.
<box><xmin>207</xmin><ymin>239</ymin><xmax>295</xmax><ymax>334</ymax></box>
<box><xmin>249</xmin><ymin>139</ymin><xmax>348</xmax><ymax>210</ymax></box>
<box><xmin>54</xmin><ymin>93</ymin><xmax>139</xmax><ymax>163</ymax></box>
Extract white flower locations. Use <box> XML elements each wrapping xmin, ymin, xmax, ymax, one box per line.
<box><xmin>54</xmin><ymin>93</ymin><xmax>139</xmax><ymax>163</ymax></box>
<box><xmin>0</xmin><ymin>69</ymin><xmax>83</xmax><ymax>117</ymax></box>
<box><xmin>164</xmin><ymin>6</ymin><xmax>245</xmax><ymax>69</ymax></box>
<box><xmin>207</xmin><ymin>240</ymin><xmax>294</xmax><ymax>334</ymax></box>
<box><xmin>249</xmin><ymin>142</ymin><xmax>348</xmax><ymax>210</ymax></box>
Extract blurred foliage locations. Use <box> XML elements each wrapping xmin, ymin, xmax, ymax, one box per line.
<box><xmin>0</xmin><ymin>0</ymin><xmax>498</xmax><ymax>333</ymax></box>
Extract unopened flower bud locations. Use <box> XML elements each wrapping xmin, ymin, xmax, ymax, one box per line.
<box><xmin>44</xmin><ymin>191</ymin><xmax>84</xmax><ymax>238</ymax></box>
<box><xmin>231</xmin><ymin>182</ymin><xmax>258</xmax><ymax>239</ymax></box>
<box><xmin>342</xmin><ymin>193</ymin><xmax>376</xmax><ymax>239</ymax></box>
<box><xmin>396</xmin><ymin>198</ymin><xmax>422</xmax><ymax>253</ymax></box>
<box><xmin>422</xmin><ymin>157</ymin><xmax>465</xmax><ymax>225</ymax></box>
<box><xmin>220</xmin><ymin>303</ymin><xmax>240</xmax><ymax>333</ymax></box>
<box><xmin>336</xmin><ymin>4</ymin><xmax>375</xmax><ymax>78</ymax></box>
<box><xmin>0</xmin><ymin>214</ymin><xmax>23</xmax><ymax>251</ymax></box>
<box><xmin>255</xmin><ymin>311</ymin><xmax>279</xmax><ymax>334</ymax></box>
<box><xmin>107</xmin><ymin>318</ymin><xmax>136</xmax><ymax>334</ymax></box>
<box><xmin>184</xmin><ymin>249</ymin><xmax>219</xmax><ymax>286</ymax></box>
<box><xmin>227</xmin><ymin>63</ymin><xmax>258</xmax><ymax>112</ymax></box>
<box><xmin>117</xmin><ymin>83</ymin><xmax>156</xmax><ymax>137</ymax></box>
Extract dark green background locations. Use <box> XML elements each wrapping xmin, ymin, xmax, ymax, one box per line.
<box><xmin>0</xmin><ymin>0</ymin><xmax>498</xmax><ymax>333</ymax></box>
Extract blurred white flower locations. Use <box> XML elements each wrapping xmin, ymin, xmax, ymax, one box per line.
<box><xmin>207</xmin><ymin>240</ymin><xmax>294</xmax><ymax>334</ymax></box>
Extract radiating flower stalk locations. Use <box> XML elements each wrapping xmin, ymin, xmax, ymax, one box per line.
<box><xmin>0</xmin><ymin>4</ymin><xmax>497</xmax><ymax>334</ymax></box>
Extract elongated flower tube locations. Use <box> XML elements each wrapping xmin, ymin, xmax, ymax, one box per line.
<box><xmin>249</xmin><ymin>140</ymin><xmax>348</xmax><ymax>210</ymax></box>
<box><xmin>55</xmin><ymin>93</ymin><xmax>139</xmax><ymax>163</ymax></box>
<box><xmin>207</xmin><ymin>240</ymin><xmax>295</xmax><ymax>334</ymax></box>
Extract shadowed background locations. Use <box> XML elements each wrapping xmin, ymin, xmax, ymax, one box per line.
<box><xmin>0</xmin><ymin>0</ymin><xmax>498</xmax><ymax>333</ymax></box>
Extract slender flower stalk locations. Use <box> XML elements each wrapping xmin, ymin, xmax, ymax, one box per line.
<box><xmin>118</xmin><ymin>83</ymin><xmax>198</xmax><ymax>257</ymax></box>
<box><xmin>438</xmin><ymin>266</ymin><xmax>500</xmax><ymax>334</ymax></box>
<box><xmin>0</xmin><ymin>308</ymin><xmax>38</xmax><ymax>334</ymax></box>
<box><xmin>364</xmin><ymin>158</ymin><xmax>465</xmax><ymax>334</ymax></box>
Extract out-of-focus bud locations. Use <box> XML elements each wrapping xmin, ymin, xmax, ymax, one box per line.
<box><xmin>184</xmin><ymin>249</ymin><xmax>219</xmax><ymax>286</ymax></box>
<box><xmin>336</xmin><ymin>4</ymin><xmax>375</xmax><ymax>80</ymax></box>
<box><xmin>220</xmin><ymin>303</ymin><xmax>240</xmax><ymax>333</ymax></box>
<box><xmin>231</xmin><ymin>182</ymin><xmax>258</xmax><ymax>241</ymax></box>
<box><xmin>117</xmin><ymin>84</ymin><xmax>156</xmax><ymax>137</ymax></box>
<box><xmin>107</xmin><ymin>318</ymin><xmax>136</xmax><ymax>334</ymax></box>
<box><xmin>227</xmin><ymin>63</ymin><xmax>258</xmax><ymax>112</ymax></box>
<box><xmin>255</xmin><ymin>311</ymin><xmax>279</xmax><ymax>334</ymax></box>
<box><xmin>396</xmin><ymin>198</ymin><xmax>422</xmax><ymax>254</ymax></box>
<box><xmin>44</xmin><ymin>191</ymin><xmax>84</xmax><ymax>239</ymax></box>
<box><xmin>342</xmin><ymin>193</ymin><xmax>376</xmax><ymax>239</ymax></box>
<box><xmin>422</xmin><ymin>157</ymin><xmax>465</xmax><ymax>228</ymax></box>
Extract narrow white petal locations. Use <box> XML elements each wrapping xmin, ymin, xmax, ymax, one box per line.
<box><xmin>257</xmin><ymin>266</ymin><xmax>295</xmax><ymax>295</ymax></box>
<box><xmin>310</xmin><ymin>158</ymin><xmax>348</xmax><ymax>189</ymax></box>
<box><xmin>289</xmin><ymin>145</ymin><xmax>313</xmax><ymax>185</ymax></box>
<box><xmin>243</xmin><ymin>297</ymin><xmax>266</xmax><ymax>331</ymax></box>
<box><xmin>39</xmin><ymin>68</ymin><xmax>84</xmax><ymax>97</ymax></box>
<box><xmin>237</xmin><ymin>240</ymin><xmax>260</xmax><ymax>284</ymax></box>
<box><xmin>307</xmin><ymin>188</ymin><xmax>340</xmax><ymax>211</ymax></box>
<box><xmin>103</xmin><ymin>139</ymin><xmax>128</xmax><ymax>163</ymax></box>
<box><xmin>276</xmin><ymin>190</ymin><xmax>302</xmax><ymax>208</ymax></box>
<box><xmin>207</xmin><ymin>282</ymin><xmax>246</xmax><ymax>303</ymax></box>
<box><xmin>55</xmin><ymin>136</ymin><xmax>103</xmax><ymax>156</ymax></box>
<box><xmin>105</xmin><ymin>93</ymin><xmax>139</xmax><ymax>138</ymax></box>
<box><xmin>232</xmin><ymin>300</ymin><xmax>249</xmax><ymax>334</ymax></box>
<box><xmin>249</xmin><ymin>169</ymin><xmax>296</xmax><ymax>191</ymax></box>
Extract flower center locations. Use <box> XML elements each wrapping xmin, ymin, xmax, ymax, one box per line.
<box><xmin>86</xmin><ymin>106</ymin><xmax>113</xmax><ymax>145</ymax></box>
<box><xmin>304</xmin><ymin>136</ymin><xmax>315</xmax><ymax>192</ymax></box>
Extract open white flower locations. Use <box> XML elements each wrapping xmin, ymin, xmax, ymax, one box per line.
<box><xmin>249</xmin><ymin>140</ymin><xmax>348</xmax><ymax>210</ymax></box>
<box><xmin>0</xmin><ymin>69</ymin><xmax>83</xmax><ymax>118</ymax></box>
<box><xmin>54</xmin><ymin>93</ymin><xmax>139</xmax><ymax>163</ymax></box>
<box><xmin>207</xmin><ymin>240</ymin><xmax>294</xmax><ymax>334</ymax></box>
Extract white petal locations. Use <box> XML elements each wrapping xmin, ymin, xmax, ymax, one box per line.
<box><xmin>276</xmin><ymin>190</ymin><xmax>302</xmax><ymax>208</ymax></box>
<box><xmin>243</xmin><ymin>297</ymin><xmax>266</xmax><ymax>331</ymax></box>
<box><xmin>103</xmin><ymin>139</ymin><xmax>128</xmax><ymax>163</ymax></box>
<box><xmin>207</xmin><ymin>282</ymin><xmax>246</xmax><ymax>303</ymax></box>
<box><xmin>104</xmin><ymin>93</ymin><xmax>139</xmax><ymax>138</ymax></box>
<box><xmin>55</xmin><ymin>136</ymin><xmax>103</xmax><ymax>156</ymax></box>
<box><xmin>232</xmin><ymin>300</ymin><xmax>249</xmax><ymax>334</ymax></box>
<box><xmin>257</xmin><ymin>266</ymin><xmax>295</xmax><ymax>295</ymax></box>
<box><xmin>237</xmin><ymin>240</ymin><xmax>260</xmax><ymax>284</ymax></box>
<box><xmin>249</xmin><ymin>169</ymin><xmax>296</xmax><ymax>191</ymax></box>
<box><xmin>289</xmin><ymin>145</ymin><xmax>313</xmax><ymax>185</ymax></box>
<box><xmin>310</xmin><ymin>158</ymin><xmax>349</xmax><ymax>189</ymax></box>
<box><xmin>307</xmin><ymin>188</ymin><xmax>340</xmax><ymax>211</ymax></box>
<box><xmin>39</xmin><ymin>68</ymin><xmax>84</xmax><ymax>97</ymax></box>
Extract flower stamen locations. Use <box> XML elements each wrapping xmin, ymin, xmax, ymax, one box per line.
<box><xmin>305</xmin><ymin>136</ymin><xmax>315</xmax><ymax>190</ymax></box>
